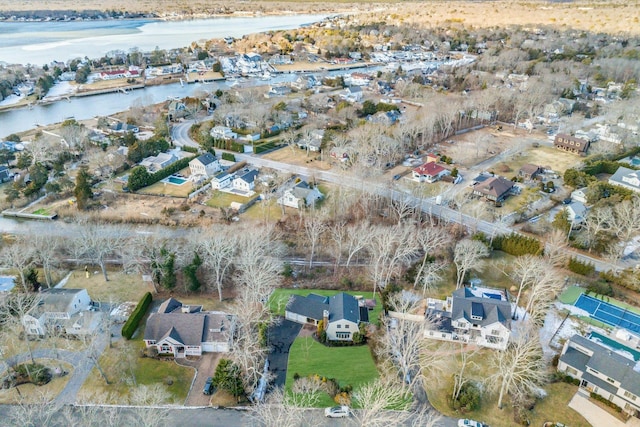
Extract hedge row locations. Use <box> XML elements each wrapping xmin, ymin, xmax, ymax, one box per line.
<box><xmin>568</xmin><ymin>256</ymin><xmax>596</xmax><ymax>276</ymax></box>
<box><xmin>491</xmin><ymin>233</ymin><xmax>542</xmax><ymax>256</ymax></box>
<box><xmin>221</xmin><ymin>152</ymin><xmax>236</xmax><ymax>162</ymax></box>
<box><xmin>122</xmin><ymin>292</ymin><xmax>152</xmax><ymax>339</ymax></box>
<box><xmin>212</xmin><ymin>138</ymin><xmax>244</xmax><ymax>153</ymax></box>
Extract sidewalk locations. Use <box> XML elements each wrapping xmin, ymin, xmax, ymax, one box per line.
<box><xmin>568</xmin><ymin>391</ymin><xmax>640</xmax><ymax>427</ymax></box>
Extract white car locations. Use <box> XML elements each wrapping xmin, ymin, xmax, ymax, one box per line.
<box><xmin>458</xmin><ymin>419</ymin><xmax>486</xmax><ymax>427</ymax></box>
<box><xmin>324</xmin><ymin>406</ymin><xmax>351</xmax><ymax>418</ymax></box>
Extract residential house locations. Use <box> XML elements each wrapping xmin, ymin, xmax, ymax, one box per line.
<box><xmin>210</xmin><ymin>126</ymin><xmax>238</xmax><ymax>140</ymax></box>
<box><xmin>189</xmin><ymin>153</ymin><xmax>220</xmax><ymax>178</ymax></box>
<box><xmin>269</xmin><ymin>54</ymin><xmax>292</xmax><ymax>65</ymax></box>
<box><xmin>346</xmin><ymin>72</ymin><xmax>371</xmax><ymax>86</ymax></box>
<box><xmin>571</xmin><ymin>187</ymin><xmax>588</xmax><ymax>204</ymax></box>
<box><xmin>266</xmin><ymin>85</ymin><xmax>292</xmax><ymax>98</ymax></box>
<box><xmin>368</xmin><ymin>110</ymin><xmax>401</xmax><ymax>126</ymax></box>
<box><xmin>110</xmin><ymin>122</ymin><xmax>139</xmax><ymax>134</ymax></box>
<box><xmin>425</xmin><ymin>153</ymin><xmax>439</xmax><ymax>164</ymax></box>
<box><xmin>291</xmin><ymin>75</ymin><xmax>317</xmax><ymax>91</ymax></box>
<box><xmin>277</xmin><ymin>180</ymin><xmax>324</xmax><ymax>209</ymax></box>
<box><xmin>425</xmin><ymin>286</ymin><xmax>512</xmax><ymax>350</ymax></box>
<box><xmin>341</xmin><ymin>86</ymin><xmax>363</xmax><ymax>102</ymax></box>
<box><xmin>22</xmin><ymin>288</ymin><xmax>101</xmax><ymax>337</ymax></box>
<box><xmin>232</xmin><ymin>168</ymin><xmax>259</xmax><ymax>193</ymax></box>
<box><xmin>473</xmin><ymin>176</ymin><xmax>515</xmax><ymax>202</ymax></box>
<box><xmin>330</xmin><ymin>147</ymin><xmax>350</xmax><ymax>162</ymax></box>
<box><xmin>608</xmin><ymin>167</ymin><xmax>640</xmax><ymax>194</ymax></box>
<box><xmin>518</xmin><ymin>164</ymin><xmax>543</xmax><ymax>180</ymax></box>
<box><xmin>412</xmin><ymin>162</ymin><xmax>449</xmax><ymax>183</ymax></box>
<box><xmin>0</xmin><ymin>166</ymin><xmax>12</xmax><ymax>183</ymax></box>
<box><xmin>564</xmin><ymin>201</ymin><xmax>587</xmax><ymax>225</ymax></box>
<box><xmin>554</xmin><ymin>134</ymin><xmax>590</xmax><ymax>155</ymax></box>
<box><xmin>210</xmin><ymin>171</ymin><xmax>233</xmax><ymax>189</ymax></box>
<box><xmin>168</xmin><ymin>100</ymin><xmax>187</xmax><ymax>121</ymax></box>
<box><xmin>558</xmin><ymin>334</ymin><xmax>640</xmax><ymax>417</ymax></box>
<box><xmin>140</xmin><ymin>152</ymin><xmax>178</xmax><ymax>173</ymax></box>
<box><xmin>285</xmin><ymin>293</ymin><xmax>370</xmax><ymax>341</ymax></box>
<box><xmin>144</xmin><ymin>298</ymin><xmax>235</xmax><ymax>358</ymax></box>
<box><xmin>297</xmin><ymin>129</ymin><xmax>324</xmax><ymax>152</ymax></box>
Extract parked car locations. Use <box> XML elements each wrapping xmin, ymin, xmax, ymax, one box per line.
<box><xmin>393</xmin><ymin>174</ymin><xmax>402</xmax><ymax>181</ymax></box>
<box><xmin>324</xmin><ymin>406</ymin><xmax>351</xmax><ymax>418</ymax></box>
<box><xmin>203</xmin><ymin>377</ymin><xmax>214</xmax><ymax>395</ymax></box>
<box><xmin>458</xmin><ymin>419</ymin><xmax>487</xmax><ymax>427</ymax></box>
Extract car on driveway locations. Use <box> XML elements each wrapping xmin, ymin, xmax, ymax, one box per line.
<box><xmin>325</xmin><ymin>406</ymin><xmax>351</xmax><ymax>418</ymax></box>
<box><xmin>203</xmin><ymin>377</ymin><xmax>214</xmax><ymax>395</ymax></box>
<box><xmin>458</xmin><ymin>419</ymin><xmax>487</xmax><ymax>427</ymax></box>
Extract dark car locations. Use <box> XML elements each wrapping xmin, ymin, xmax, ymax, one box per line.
<box><xmin>203</xmin><ymin>377</ymin><xmax>214</xmax><ymax>395</ymax></box>
<box><xmin>563</xmin><ymin>198</ymin><xmax>572</xmax><ymax>204</ymax></box>
<box><xmin>393</xmin><ymin>174</ymin><xmax>402</xmax><ymax>181</ymax></box>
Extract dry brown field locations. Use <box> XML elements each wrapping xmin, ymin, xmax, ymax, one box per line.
<box><xmin>2</xmin><ymin>1</ymin><xmax>638</xmax><ymax>36</ymax></box>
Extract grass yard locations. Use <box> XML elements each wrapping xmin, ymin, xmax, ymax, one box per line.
<box><xmin>63</xmin><ymin>269</ymin><xmax>154</xmax><ymax>302</ymax></box>
<box><xmin>559</xmin><ymin>285</ymin><xmax>585</xmax><ymax>304</ymax></box>
<box><xmin>206</xmin><ymin>191</ymin><xmax>258</xmax><ymax>209</ymax></box>
<box><xmin>0</xmin><ymin>360</ymin><xmax>73</xmax><ymax>404</ymax></box>
<box><xmin>269</xmin><ymin>288</ymin><xmax>382</xmax><ymax>325</ymax></box>
<box><xmin>494</xmin><ymin>146</ymin><xmax>583</xmax><ymax>176</ymax></box>
<box><xmin>286</xmin><ymin>336</ymin><xmax>378</xmax><ymax>407</ymax></box>
<box><xmin>139</xmin><ymin>168</ymin><xmax>194</xmax><ymax>198</ymax></box>
<box><xmin>242</xmin><ymin>198</ymin><xmax>286</xmax><ymax>222</ymax></box>
<box><xmin>79</xmin><ymin>339</ymin><xmax>193</xmax><ymax>404</ymax></box>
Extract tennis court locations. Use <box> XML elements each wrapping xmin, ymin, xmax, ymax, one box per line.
<box><xmin>575</xmin><ymin>294</ymin><xmax>640</xmax><ymax>334</ymax></box>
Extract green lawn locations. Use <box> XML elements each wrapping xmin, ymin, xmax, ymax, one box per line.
<box><xmin>286</xmin><ymin>336</ymin><xmax>379</xmax><ymax>407</ymax></box>
<box><xmin>559</xmin><ymin>285</ymin><xmax>585</xmax><ymax>304</ymax></box>
<box><xmin>206</xmin><ymin>191</ymin><xmax>258</xmax><ymax>209</ymax></box>
<box><xmin>269</xmin><ymin>289</ymin><xmax>382</xmax><ymax>325</ymax></box>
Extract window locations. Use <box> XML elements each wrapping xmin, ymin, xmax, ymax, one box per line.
<box><xmin>587</xmin><ymin>367</ymin><xmax>600</xmax><ymax>375</ymax></box>
<box><xmin>624</xmin><ymin>390</ymin><xmax>637</xmax><ymax>401</ymax></box>
<box><xmin>337</xmin><ymin>324</ymin><xmax>341</xmax><ymax>329</ymax></box>
<box><xmin>567</xmin><ymin>367</ymin><xmax>578</xmax><ymax>376</ymax></box>
<box><xmin>441</xmin><ymin>333</ymin><xmax>447</xmax><ymax>338</ymax></box>
<box><xmin>491</xmin><ymin>329</ymin><xmax>501</xmax><ymax>336</ymax></box>
<box><xmin>336</xmin><ymin>332</ymin><xmax>350</xmax><ymax>339</ymax></box>
<box><xmin>607</xmin><ymin>377</ymin><xmax>616</xmax><ymax>384</ymax></box>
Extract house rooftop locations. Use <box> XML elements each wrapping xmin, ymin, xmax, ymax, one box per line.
<box><xmin>413</xmin><ymin>162</ymin><xmax>445</xmax><ymax>176</ymax></box>
<box><xmin>144</xmin><ymin>312</ymin><xmax>207</xmax><ymax>346</ymax></box>
<box><xmin>474</xmin><ymin>176</ymin><xmax>514</xmax><ymax>198</ymax></box>
<box><xmin>194</xmin><ymin>152</ymin><xmax>217</xmax><ymax>166</ymax></box>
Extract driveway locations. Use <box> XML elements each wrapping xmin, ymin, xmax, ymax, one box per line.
<box><xmin>267</xmin><ymin>319</ymin><xmax>302</xmax><ymax>388</ymax></box>
<box><xmin>178</xmin><ymin>352</ymin><xmax>221</xmax><ymax>406</ymax></box>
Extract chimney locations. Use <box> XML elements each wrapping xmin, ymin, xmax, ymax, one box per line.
<box><xmin>181</xmin><ymin>305</ymin><xmax>190</xmax><ymax>313</ymax></box>
<box><xmin>323</xmin><ymin>310</ymin><xmax>329</xmax><ymax>330</ymax></box>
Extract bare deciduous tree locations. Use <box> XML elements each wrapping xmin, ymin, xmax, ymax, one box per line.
<box><xmin>454</xmin><ymin>239</ymin><xmax>489</xmax><ymax>289</ymax></box>
<box><xmin>247</xmin><ymin>386</ymin><xmax>321</xmax><ymax>427</ymax></box>
<box><xmin>198</xmin><ymin>229</ymin><xmax>237</xmax><ymax>301</ymax></box>
<box><xmin>303</xmin><ymin>214</ymin><xmax>326</xmax><ymax>269</ymax></box>
<box><xmin>32</xmin><ymin>233</ymin><xmax>60</xmax><ymax>288</ymax></box>
<box><xmin>488</xmin><ymin>325</ymin><xmax>546</xmax><ymax>409</ymax></box>
<box><xmin>73</xmin><ymin>221</ymin><xmax>128</xmax><ymax>281</ymax></box>
<box><xmin>0</xmin><ymin>237</ymin><xmax>35</xmax><ymax>291</ymax></box>
<box><xmin>344</xmin><ymin>222</ymin><xmax>371</xmax><ymax>267</ymax></box>
<box><xmin>350</xmin><ymin>376</ymin><xmax>417</xmax><ymax>427</ymax></box>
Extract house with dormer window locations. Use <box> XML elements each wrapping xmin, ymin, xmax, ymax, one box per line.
<box><xmin>285</xmin><ymin>293</ymin><xmax>371</xmax><ymax>342</ymax></box>
<box><xmin>559</xmin><ymin>333</ymin><xmax>640</xmax><ymax>417</ymax></box>
<box><xmin>609</xmin><ymin>166</ymin><xmax>640</xmax><ymax>194</ymax></box>
<box><xmin>425</xmin><ymin>286</ymin><xmax>512</xmax><ymax>350</ymax></box>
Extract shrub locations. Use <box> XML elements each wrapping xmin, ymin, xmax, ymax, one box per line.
<box><xmin>14</xmin><ymin>363</ymin><xmax>52</xmax><ymax>386</ymax></box>
<box><xmin>492</xmin><ymin>233</ymin><xmax>542</xmax><ymax>256</ymax></box>
<box><xmin>568</xmin><ymin>257</ymin><xmax>596</xmax><ymax>276</ymax></box>
<box><xmin>212</xmin><ymin>359</ymin><xmax>244</xmax><ymax>397</ymax></box>
<box><xmin>122</xmin><ymin>292</ymin><xmax>152</xmax><ymax>339</ymax></box>
<box><xmin>591</xmin><ymin>392</ymin><xmax>622</xmax><ymax>412</ymax></box>
<box><xmin>222</xmin><ymin>152</ymin><xmax>236</xmax><ymax>162</ymax></box>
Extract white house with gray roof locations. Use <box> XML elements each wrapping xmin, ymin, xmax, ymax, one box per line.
<box><xmin>285</xmin><ymin>293</ymin><xmax>370</xmax><ymax>341</ymax></box>
<box><xmin>559</xmin><ymin>334</ymin><xmax>640</xmax><ymax>417</ymax></box>
<box><xmin>425</xmin><ymin>286</ymin><xmax>512</xmax><ymax>350</ymax></box>
<box><xmin>189</xmin><ymin>152</ymin><xmax>220</xmax><ymax>178</ymax></box>
<box><xmin>277</xmin><ymin>180</ymin><xmax>324</xmax><ymax>209</ymax></box>
<box><xmin>22</xmin><ymin>288</ymin><xmax>101</xmax><ymax>337</ymax></box>
<box><xmin>144</xmin><ymin>298</ymin><xmax>235</xmax><ymax>358</ymax></box>
<box><xmin>609</xmin><ymin>166</ymin><xmax>640</xmax><ymax>194</ymax></box>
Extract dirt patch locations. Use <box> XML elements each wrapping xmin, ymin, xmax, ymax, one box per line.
<box><xmin>262</xmin><ymin>147</ymin><xmax>333</xmax><ymax>171</ymax></box>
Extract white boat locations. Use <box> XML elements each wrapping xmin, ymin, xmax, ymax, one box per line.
<box><xmin>260</xmin><ymin>72</ymin><xmax>272</xmax><ymax>80</ymax></box>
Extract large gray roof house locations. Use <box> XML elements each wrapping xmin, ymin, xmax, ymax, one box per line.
<box><xmin>144</xmin><ymin>298</ymin><xmax>235</xmax><ymax>358</ymax></box>
<box><xmin>426</xmin><ymin>286</ymin><xmax>512</xmax><ymax>350</ymax></box>
<box><xmin>558</xmin><ymin>333</ymin><xmax>640</xmax><ymax>417</ymax></box>
<box><xmin>285</xmin><ymin>293</ymin><xmax>370</xmax><ymax>341</ymax></box>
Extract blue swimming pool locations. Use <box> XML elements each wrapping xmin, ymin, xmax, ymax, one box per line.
<box><xmin>166</xmin><ymin>176</ymin><xmax>187</xmax><ymax>185</ymax></box>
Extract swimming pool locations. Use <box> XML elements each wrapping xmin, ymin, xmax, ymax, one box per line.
<box><xmin>166</xmin><ymin>176</ymin><xmax>187</xmax><ymax>185</ymax></box>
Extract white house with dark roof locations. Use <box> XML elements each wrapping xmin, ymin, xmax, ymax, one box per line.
<box><xmin>189</xmin><ymin>152</ymin><xmax>220</xmax><ymax>178</ymax></box>
<box><xmin>211</xmin><ymin>171</ymin><xmax>233</xmax><ymax>189</ymax></box>
<box><xmin>139</xmin><ymin>152</ymin><xmax>178</xmax><ymax>173</ymax></box>
<box><xmin>559</xmin><ymin>334</ymin><xmax>640</xmax><ymax>417</ymax></box>
<box><xmin>425</xmin><ymin>286</ymin><xmax>512</xmax><ymax>350</ymax></box>
<box><xmin>232</xmin><ymin>168</ymin><xmax>259</xmax><ymax>193</ymax></box>
<box><xmin>143</xmin><ymin>298</ymin><xmax>235</xmax><ymax>358</ymax></box>
<box><xmin>609</xmin><ymin>166</ymin><xmax>640</xmax><ymax>194</ymax></box>
<box><xmin>285</xmin><ymin>293</ymin><xmax>370</xmax><ymax>341</ymax></box>
<box><xmin>277</xmin><ymin>180</ymin><xmax>324</xmax><ymax>209</ymax></box>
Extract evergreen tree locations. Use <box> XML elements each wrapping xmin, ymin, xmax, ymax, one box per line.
<box><xmin>74</xmin><ymin>167</ymin><xmax>93</xmax><ymax>210</ymax></box>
